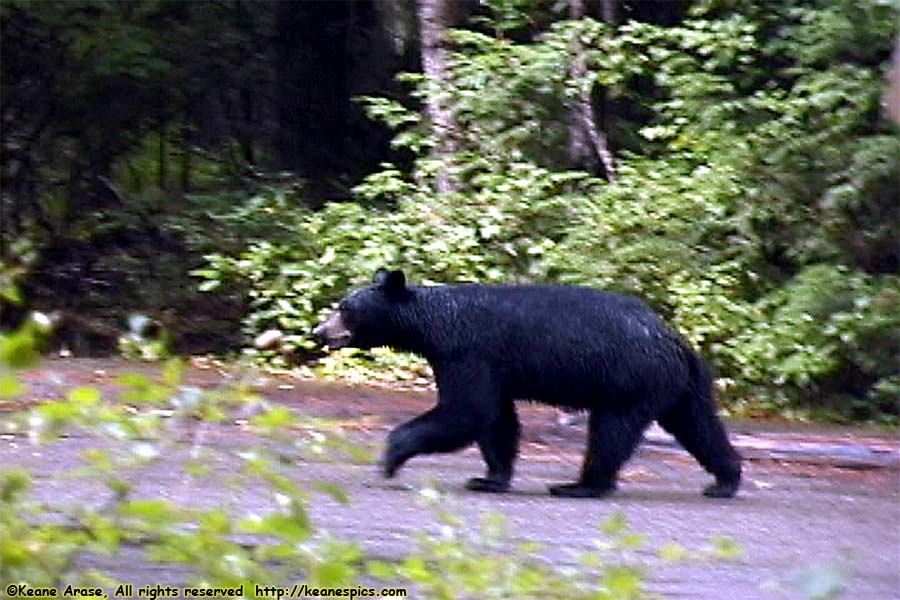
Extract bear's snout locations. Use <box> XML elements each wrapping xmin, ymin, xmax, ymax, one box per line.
<box><xmin>312</xmin><ymin>312</ymin><xmax>352</xmax><ymax>348</ymax></box>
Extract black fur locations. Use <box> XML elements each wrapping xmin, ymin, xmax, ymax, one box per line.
<box><xmin>314</xmin><ymin>270</ymin><xmax>742</xmax><ymax>498</ymax></box>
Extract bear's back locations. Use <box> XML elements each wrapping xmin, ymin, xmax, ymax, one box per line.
<box><xmin>425</xmin><ymin>283</ymin><xmax>664</xmax><ymax>339</ymax></box>
<box><xmin>414</xmin><ymin>283</ymin><xmax>690</xmax><ymax>407</ymax></box>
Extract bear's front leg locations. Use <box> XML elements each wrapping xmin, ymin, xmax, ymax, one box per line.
<box><xmin>465</xmin><ymin>399</ymin><xmax>519</xmax><ymax>493</ymax></box>
<box><xmin>383</xmin><ymin>422</ymin><xmax>425</xmax><ymax>477</ymax></box>
<box><xmin>383</xmin><ymin>405</ymin><xmax>484</xmax><ymax>478</ymax></box>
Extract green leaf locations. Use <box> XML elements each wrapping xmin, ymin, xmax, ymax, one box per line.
<box><xmin>659</xmin><ymin>542</ymin><xmax>688</xmax><ymax>562</ymax></box>
<box><xmin>116</xmin><ymin>372</ymin><xmax>171</xmax><ymax>404</ymax></box>
<box><xmin>239</xmin><ymin>511</ymin><xmax>311</xmax><ymax>542</ymax></box>
<box><xmin>82</xmin><ymin>448</ymin><xmax>112</xmax><ymax>470</ymax></box>
<box><xmin>0</xmin><ymin>331</ymin><xmax>40</xmax><ymax>368</ymax></box>
<box><xmin>1</xmin><ymin>286</ymin><xmax>23</xmax><ymax>304</ymax></box>
<box><xmin>0</xmin><ymin>468</ymin><xmax>30</xmax><ymax>502</ymax></box>
<box><xmin>116</xmin><ymin>372</ymin><xmax>153</xmax><ymax>388</ymax></box>
<box><xmin>604</xmin><ymin>566</ymin><xmax>643</xmax><ymax>600</ymax></box>
<box><xmin>67</xmin><ymin>386</ymin><xmax>101</xmax><ymax>406</ymax></box>
<box><xmin>313</xmin><ymin>481</ymin><xmax>351</xmax><ymax>505</ymax></box>
<box><xmin>711</xmin><ymin>535</ymin><xmax>743</xmax><ymax>560</ymax></box>
<box><xmin>0</xmin><ymin>374</ymin><xmax>26</xmax><ymax>399</ymax></box>
<box><xmin>162</xmin><ymin>358</ymin><xmax>184</xmax><ymax>386</ymax></box>
<box><xmin>366</xmin><ymin>560</ymin><xmax>396</xmax><ymax>580</ymax></box>
<box><xmin>250</xmin><ymin>406</ymin><xmax>297</xmax><ymax>429</ymax></box>
<box><xmin>400</xmin><ymin>556</ymin><xmax>433</xmax><ymax>583</ymax></box>
<box><xmin>313</xmin><ymin>560</ymin><xmax>354</xmax><ymax>587</ymax></box>
<box><xmin>119</xmin><ymin>499</ymin><xmax>182</xmax><ymax>526</ymax></box>
<box><xmin>620</xmin><ymin>533</ymin><xmax>646</xmax><ymax>549</ymax></box>
<box><xmin>38</xmin><ymin>401</ymin><xmax>81</xmax><ymax>424</ymax></box>
<box><xmin>198</xmin><ymin>509</ymin><xmax>232</xmax><ymax>534</ymax></box>
<box><xmin>198</xmin><ymin>279</ymin><xmax>221</xmax><ymax>292</ymax></box>
<box><xmin>83</xmin><ymin>514</ymin><xmax>120</xmax><ymax>552</ymax></box>
<box><xmin>600</xmin><ymin>511</ymin><xmax>628</xmax><ymax>537</ymax></box>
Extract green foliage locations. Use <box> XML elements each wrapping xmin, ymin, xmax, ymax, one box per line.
<box><xmin>194</xmin><ymin>162</ymin><xmax>587</xmax><ymax>366</ymax></box>
<box><xmin>193</xmin><ymin>0</ymin><xmax>898</xmax><ymax>423</ymax></box>
<box><xmin>0</xmin><ymin>468</ymin><xmax>96</xmax><ymax>587</ymax></box>
<box><xmin>0</xmin><ymin>312</ymin><xmax>52</xmax><ymax>369</ymax></box>
<box><xmin>367</xmin><ymin>498</ymin><xmax>744</xmax><ymax>599</ymax></box>
<box><xmin>541</xmin><ymin>158</ymin><xmax>751</xmax><ymax>310</ymax></box>
<box><xmin>117</xmin><ymin>313</ymin><xmax>172</xmax><ymax>361</ymax></box>
<box><xmin>1</xmin><ymin>0</ymin><xmax>278</xmax><ymax>356</ymax></box>
<box><xmin>440</xmin><ymin>27</ymin><xmax>574</xmax><ymax>166</ymax></box>
<box><xmin>370</xmin><ymin>495</ymin><xmax>667</xmax><ymax>600</ymax></box>
<box><xmin>0</xmin><ymin>335</ymin><xmax>369</xmax><ymax>587</ymax></box>
<box><xmin>721</xmin><ymin>266</ymin><xmax>900</xmax><ymax>421</ymax></box>
<box><xmin>4</xmin><ymin>0</ymin><xmax>893</xmax><ymax>422</ymax></box>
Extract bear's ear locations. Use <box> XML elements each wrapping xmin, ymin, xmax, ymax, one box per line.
<box><xmin>374</xmin><ymin>269</ymin><xmax>407</xmax><ymax>297</ymax></box>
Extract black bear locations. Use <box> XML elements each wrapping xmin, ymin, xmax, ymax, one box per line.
<box><xmin>313</xmin><ymin>270</ymin><xmax>741</xmax><ymax>498</ymax></box>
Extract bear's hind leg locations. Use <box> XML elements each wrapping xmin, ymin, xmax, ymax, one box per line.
<box><xmin>466</xmin><ymin>399</ymin><xmax>519</xmax><ymax>493</ymax></box>
<box><xmin>657</xmin><ymin>397</ymin><xmax>742</xmax><ymax>498</ymax></box>
<box><xmin>549</xmin><ymin>410</ymin><xmax>649</xmax><ymax>498</ymax></box>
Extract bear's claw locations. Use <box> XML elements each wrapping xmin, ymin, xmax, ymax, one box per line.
<box><xmin>703</xmin><ymin>480</ymin><xmax>739</xmax><ymax>498</ymax></box>
<box><xmin>548</xmin><ymin>482</ymin><xmax>616</xmax><ymax>498</ymax></box>
<box><xmin>465</xmin><ymin>477</ymin><xmax>511</xmax><ymax>493</ymax></box>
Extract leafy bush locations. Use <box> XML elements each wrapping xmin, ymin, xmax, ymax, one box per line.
<box><xmin>190</xmin><ymin>2</ymin><xmax>898</xmax><ymax>423</ymax></box>
<box><xmin>721</xmin><ymin>265</ymin><xmax>900</xmax><ymax>421</ymax></box>
<box><xmin>0</xmin><ymin>343</ymin><xmax>367</xmax><ymax>587</ymax></box>
<box><xmin>193</xmin><ymin>161</ymin><xmax>588</xmax><ymax>366</ymax></box>
<box><xmin>370</xmin><ymin>506</ymin><xmax>650</xmax><ymax>600</ymax></box>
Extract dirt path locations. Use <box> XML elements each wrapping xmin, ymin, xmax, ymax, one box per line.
<box><xmin>5</xmin><ymin>359</ymin><xmax>899</xmax><ymax>599</ymax></box>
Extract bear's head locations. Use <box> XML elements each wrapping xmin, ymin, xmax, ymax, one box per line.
<box><xmin>312</xmin><ymin>269</ymin><xmax>410</xmax><ymax>350</ymax></box>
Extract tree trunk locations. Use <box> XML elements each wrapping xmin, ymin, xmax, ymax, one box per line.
<box><xmin>275</xmin><ymin>2</ymin><xmax>351</xmax><ymax>189</ymax></box>
<box><xmin>567</xmin><ymin>0</ymin><xmax>617</xmax><ymax>181</ymax></box>
<box><xmin>416</xmin><ymin>0</ymin><xmax>467</xmax><ymax>193</ymax></box>
<box><xmin>180</xmin><ymin>123</ymin><xmax>192</xmax><ymax>193</ymax></box>
<box><xmin>158</xmin><ymin>119</ymin><xmax>168</xmax><ymax>191</ymax></box>
<box><xmin>274</xmin><ymin>1</ymin><xmax>397</xmax><ymax>198</ymax></box>
<box><xmin>600</xmin><ymin>0</ymin><xmax>618</xmax><ymax>25</ymax></box>
<box><xmin>885</xmin><ymin>36</ymin><xmax>900</xmax><ymax>124</ymax></box>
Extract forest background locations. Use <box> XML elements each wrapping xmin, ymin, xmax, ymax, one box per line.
<box><xmin>1</xmin><ymin>0</ymin><xmax>898</xmax><ymax>424</ymax></box>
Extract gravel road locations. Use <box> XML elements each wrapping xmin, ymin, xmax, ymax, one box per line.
<box><xmin>4</xmin><ymin>359</ymin><xmax>898</xmax><ymax>600</ymax></box>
